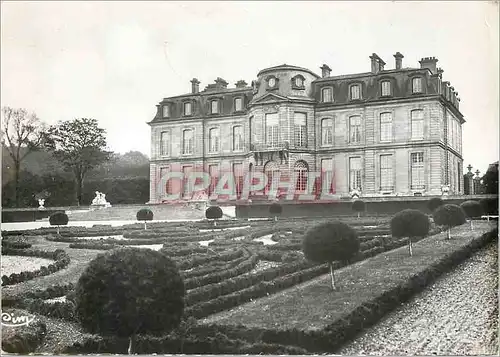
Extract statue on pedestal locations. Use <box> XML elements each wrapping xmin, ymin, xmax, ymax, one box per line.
<box><xmin>91</xmin><ymin>191</ymin><xmax>112</xmax><ymax>207</ymax></box>
<box><xmin>38</xmin><ymin>199</ymin><xmax>46</xmax><ymax>210</ymax></box>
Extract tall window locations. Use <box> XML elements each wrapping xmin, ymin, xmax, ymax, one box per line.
<box><xmin>233</xmin><ymin>163</ymin><xmax>243</xmax><ymax>197</ymax></box>
<box><xmin>458</xmin><ymin>165</ymin><xmax>461</xmax><ymax>192</ymax></box>
<box><xmin>350</xmin><ymin>84</ymin><xmax>361</xmax><ymax>100</ymax></box>
<box><xmin>294</xmin><ymin>161</ymin><xmax>308</xmax><ymax>192</ymax></box>
<box><xmin>411</xmin><ymin>109</ymin><xmax>424</xmax><ymax>140</ymax></box>
<box><xmin>381</xmin><ymin>81</ymin><xmax>391</xmax><ymax>96</ymax></box>
<box><xmin>208</xmin><ymin>128</ymin><xmax>219</xmax><ymax>153</ymax></box>
<box><xmin>410</xmin><ymin>152</ymin><xmax>425</xmax><ymax>189</ymax></box>
<box><xmin>233</xmin><ymin>126</ymin><xmax>243</xmax><ymax>151</ymax></box>
<box><xmin>184</xmin><ymin>102</ymin><xmax>192</xmax><ymax>116</ymax></box>
<box><xmin>162</xmin><ymin>105</ymin><xmax>169</xmax><ymax>118</ymax></box>
<box><xmin>265</xmin><ymin>113</ymin><xmax>279</xmax><ymax>148</ymax></box>
<box><xmin>210</xmin><ymin>100</ymin><xmax>219</xmax><ymax>114</ymax></box>
<box><xmin>349</xmin><ymin>157</ymin><xmax>362</xmax><ymax>191</ymax></box>
<box><xmin>380</xmin><ymin>155</ymin><xmax>393</xmax><ymax>191</ymax></box>
<box><xmin>182</xmin><ymin>129</ymin><xmax>194</xmax><ymax>154</ymax></box>
<box><xmin>322</xmin><ymin>87</ymin><xmax>333</xmax><ymax>103</ymax></box>
<box><xmin>234</xmin><ymin>97</ymin><xmax>243</xmax><ymax>112</ymax></box>
<box><xmin>294</xmin><ymin>112</ymin><xmax>307</xmax><ymax>148</ymax></box>
<box><xmin>321</xmin><ymin>158</ymin><xmax>334</xmax><ymax>194</ymax></box>
<box><xmin>182</xmin><ymin>165</ymin><xmax>193</xmax><ymax>195</ymax></box>
<box><xmin>412</xmin><ymin>77</ymin><xmax>422</xmax><ymax>93</ymax></box>
<box><xmin>208</xmin><ymin>165</ymin><xmax>219</xmax><ymax>196</ymax></box>
<box><xmin>160</xmin><ymin>131</ymin><xmax>169</xmax><ymax>156</ymax></box>
<box><xmin>349</xmin><ymin>115</ymin><xmax>362</xmax><ymax>143</ymax></box>
<box><xmin>264</xmin><ymin>161</ymin><xmax>279</xmax><ymax>193</ymax></box>
<box><xmin>380</xmin><ymin>112</ymin><xmax>392</xmax><ymax>142</ymax></box>
<box><xmin>321</xmin><ymin>118</ymin><xmax>334</xmax><ymax>146</ymax></box>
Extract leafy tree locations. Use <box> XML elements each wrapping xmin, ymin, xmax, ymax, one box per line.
<box><xmin>75</xmin><ymin>248</ymin><xmax>185</xmax><ymax>354</ymax></box>
<box><xmin>302</xmin><ymin>222</ymin><xmax>360</xmax><ymax>290</ymax></box>
<box><xmin>481</xmin><ymin>163</ymin><xmax>499</xmax><ymax>194</ymax></box>
<box><xmin>427</xmin><ymin>197</ymin><xmax>444</xmax><ymax>213</ymax></box>
<box><xmin>479</xmin><ymin>197</ymin><xmax>499</xmax><ymax>216</ymax></box>
<box><xmin>1</xmin><ymin>107</ymin><xmax>47</xmax><ymax>207</ymax></box>
<box><xmin>44</xmin><ymin>118</ymin><xmax>112</xmax><ymax>206</ymax></box>
<box><xmin>205</xmin><ymin>206</ymin><xmax>223</xmax><ymax>227</ymax></box>
<box><xmin>269</xmin><ymin>203</ymin><xmax>283</xmax><ymax>221</ymax></box>
<box><xmin>352</xmin><ymin>200</ymin><xmax>365</xmax><ymax>218</ymax></box>
<box><xmin>390</xmin><ymin>209</ymin><xmax>430</xmax><ymax>256</ymax></box>
<box><xmin>136</xmin><ymin>208</ymin><xmax>153</xmax><ymax>230</ymax></box>
<box><xmin>49</xmin><ymin>212</ymin><xmax>69</xmax><ymax>234</ymax></box>
<box><xmin>460</xmin><ymin>200</ymin><xmax>484</xmax><ymax>230</ymax></box>
<box><xmin>433</xmin><ymin>204</ymin><xmax>466</xmax><ymax>240</ymax></box>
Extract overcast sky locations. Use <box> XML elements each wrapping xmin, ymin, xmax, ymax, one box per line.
<box><xmin>1</xmin><ymin>1</ymin><xmax>498</xmax><ymax>174</ymax></box>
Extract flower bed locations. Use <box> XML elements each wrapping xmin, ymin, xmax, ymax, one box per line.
<box><xmin>198</xmin><ymin>225</ymin><xmax>497</xmax><ymax>353</ymax></box>
<box><xmin>1</xmin><ymin>248</ymin><xmax>71</xmax><ymax>286</ymax></box>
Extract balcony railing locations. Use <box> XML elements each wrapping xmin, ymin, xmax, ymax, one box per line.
<box><xmin>249</xmin><ymin>142</ymin><xmax>289</xmax><ymax>152</ymax></box>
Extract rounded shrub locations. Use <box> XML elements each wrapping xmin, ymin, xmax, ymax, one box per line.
<box><xmin>136</xmin><ymin>208</ymin><xmax>154</xmax><ymax>221</ymax></box>
<box><xmin>302</xmin><ymin>222</ymin><xmax>359</xmax><ymax>290</ymax></box>
<box><xmin>432</xmin><ymin>204</ymin><xmax>466</xmax><ymax>239</ymax></box>
<box><xmin>427</xmin><ymin>197</ymin><xmax>445</xmax><ymax>212</ymax></box>
<box><xmin>75</xmin><ymin>248</ymin><xmax>185</xmax><ymax>352</ymax></box>
<box><xmin>49</xmin><ymin>212</ymin><xmax>69</xmax><ymax>226</ymax></box>
<box><xmin>460</xmin><ymin>200</ymin><xmax>483</xmax><ymax>219</ymax></box>
<box><xmin>205</xmin><ymin>206</ymin><xmax>223</xmax><ymax>220</ymax></box>
<box><xmin>479</xmin><ymin>197</ymin><xmax>499</xmax><ymax>216</ymax></box>
<box><xmin>391</xmin><ymin>209</ymin><xmax>430</xmax><ymax>256</ymax></box>
<box><xmin>269</xmin><ymin>203</ymin><xmax>282</xmax><ymax>217</ymax></box>
<box><xmin>352</xmin><ymin>200</ymin><xmax>365</xmax><ymax>218</ymax></box>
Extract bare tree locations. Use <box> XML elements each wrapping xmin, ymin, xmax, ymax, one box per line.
<box><xmin>1</xmin><ymin>107</ymin><xmax>46</xmax><ymax>207</ymax></box>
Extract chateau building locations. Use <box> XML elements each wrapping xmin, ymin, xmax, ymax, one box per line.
<box><xmin>148</xmin><ymin>52</ymin><xmax>464</xmax><ymax>203</ymax></box>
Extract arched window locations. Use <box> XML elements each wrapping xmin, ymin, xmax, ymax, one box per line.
<box><xmin>294</xmin><ymin>161</ymin><xmax>309</xmax><ymax>192</ymax></box>
<box><xmin>208</xmin><ymin>127</ymin><xmax>220</xmax><ymax>153</ymax></box>
<box><xmin>264</xmin><ymin>161</ymin><xmax>280</xmax><ymax>193</ymax></box>
<box><xmin>321</xmin><ymin>118</ymin><xmax>334</xmax><ymax>145</ymax></box>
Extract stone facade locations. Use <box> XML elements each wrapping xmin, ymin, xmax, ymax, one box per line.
<box><xmin>148</xmin><ymin>53</ymin><xmax>465</xmax><ymax>203</ymax></box>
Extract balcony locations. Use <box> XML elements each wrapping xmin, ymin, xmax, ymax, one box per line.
<box><xmin>249</xmin><ymin>142</ymin><xmax>289</xmax><ymax>165</ymax></box>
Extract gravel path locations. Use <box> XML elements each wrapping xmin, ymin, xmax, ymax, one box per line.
<box><xmin>338</xmin><ymin>242</ymin><xmax>499</xmax><ymax>356</ymax></box>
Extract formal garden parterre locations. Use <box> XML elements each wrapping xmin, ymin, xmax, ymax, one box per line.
<box><xmin>1</xmin><ymin>199</ymin><xmax>498</xmax><ymax>354</ymax></box>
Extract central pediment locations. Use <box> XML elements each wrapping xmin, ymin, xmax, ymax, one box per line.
<box><xmin>249</xmin><ymin>92</ymin><xmax>288</xmax><ymax>105</ymax></box>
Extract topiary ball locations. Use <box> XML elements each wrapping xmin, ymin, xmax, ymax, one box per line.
<box><xmin>136</xmin><ymin>208</ymin><xmax>154</xmax><ymax>221</ymax></box>
<box><xmin>352</xmin><ymin>200</ymin><xmax>366</xmax><ymax>212</ymax></box>
<box><xmin>49</xmin><ymin>212</ymin><xmax>69</xmax><ymax>226</ymax></box>
<box><xmin>302</xmin><ymin>222</ymin><xmax>360</xmax><ymax>264</ymax></box>
<box><xmin>460</xmin><ymin>200</ymin><xmax>484</xmax><ymax>219</ymax></box>
<box><xmin>205</xmin><ymin>206</ymin><xmax>223</xmax><ymax>220</ymax></box>
<box><xmin>433</xmin><ymin>204</ymin><xmax>467</xmax><ymax>228</ymax></box>
<box><xmin>75</xmin><ymin>248</ymin><xmax>185</xmax><ymax>338</ymax></box>
<box><xmin>391</xmin><ymin>209</ymin><xmax>430</xmax><ymax>238</ymax></box>
<box><xmin>269</xmin><ymin>203</ymin><xmax>283</xmax><ymax>215</ymax></box>
<box><xmin>427</xmin><ymin>197</ymin><xmax>445</xmax><ymax>212</ymax></box>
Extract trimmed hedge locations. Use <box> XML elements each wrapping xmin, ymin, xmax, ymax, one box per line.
<box><xmin>1</xmin><ymin>319</ymin><xmax>47</xmax><ymax>354</ymax></box>
<box><xmin>1</xmin><ymin>248</ymin><xmax>70</xmax><ymax>286</ymax></box>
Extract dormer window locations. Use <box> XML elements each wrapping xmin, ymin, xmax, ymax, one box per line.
<box><xmin>322</xmin><ymin>87</ymin><xmax>333</xmax><ymax>103</ymax></box>
<box><xmin>234</xmin><ymin>97</ymin><xmax>243</xmax><ymax>112</ymax></box>
<box><xmin>381</xmin><ymin>81</ymin><xmax>391</xmax><ymax>96</ymax></box>
<box><xmin>412</xmin><ymin>77</ymin><xmax>423</xmax><ymax>93</ymax></box>
<box><xmin>184</xmin><ymin>102</ymin><xmax>192</xmax><ymax>116</ymax></box>
<box><xmin>210</xmin><ymin>99</ymin><xmax>219</xmax><ymax>114</ymax></box>
<box><xmin>162</xmin><ymin>104</ymin><xmax>170</xmax><ymax>118</ymax></box>
<box><xmin>267</xmin><ymin>76</ymin><xmax>278</xmax><ymax>90</ymax></box>
<box><xmin>292</xmin><ymin>75</ymin><xmax>305</xmax><ymax>89</ymax></box>
<box><xmin>350</xmin><ymin>84</ymin><xmax>361</xmax><ymax>100</ymax></box>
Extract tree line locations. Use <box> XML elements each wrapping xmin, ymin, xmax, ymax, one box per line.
<box><xmin>1</xmin><ymin>106</ymin><xmax>149</xmax><ymax>207</ymax></box>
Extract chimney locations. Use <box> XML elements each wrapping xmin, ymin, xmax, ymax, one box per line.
<box><xmin>378</xmin><ymin>58</ymin><xmax>386</xmax><ymax>72</ymax></box>
<box><xmin>214</xmin><ymin>77</ymin><xmax>228</xmax><ymax>89</ymax></box>
<box><xmin>191</xmin><ymin>78</ymin><xmax>200</xmax><ymax>94</ymax></box>
<box><xmin>369</xmin><ymin>53</ymin><xmax>379</xmax><ymax>73</ymax></box>
<box><xmin>320</xmin><ymin>64</ymin><xmax>332</xmax><ymax>78</ymax></box>
<box><xmin>235</xmin><ymin>80</ymin><xmax>248</xmax><ymax>88</ymax></box>
<box><xmin>419</xmin><ymin>57</ymin><xmax>439</xmax><ymax>74</ymax></box>
<box><xmin>393</xmin><ymin>52</ymin><xmax>404</xmax><ymax>70</ymax></box>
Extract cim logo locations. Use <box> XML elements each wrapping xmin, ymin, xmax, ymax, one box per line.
<box><xmin>1</xmin><ymin>311</ymin><xmax>36</xmax><ymax>327</ymax></box>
